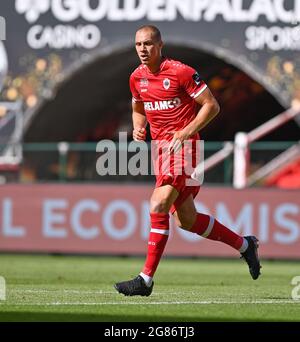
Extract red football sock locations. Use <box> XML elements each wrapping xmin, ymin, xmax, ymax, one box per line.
<box><xmin>190</xmin><ymin>213</ymin><xmax>243</xmax><ymax>250</ymax></box>
<box><xmin>142</xmin><ymin>212</ymin><xmax>169</xmax><ymax>277</ymax></box>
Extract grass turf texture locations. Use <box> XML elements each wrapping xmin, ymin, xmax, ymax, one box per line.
<box><xmin>0</xmin><ymin>254</ymin><xmax>299</xmax><ymax>322</ymax></box>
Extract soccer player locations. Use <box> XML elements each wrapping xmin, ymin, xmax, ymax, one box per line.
<box><xmin>114</xmin><ymin>25</ymin><xmax>261</xmax><ymax>296</ymax></box>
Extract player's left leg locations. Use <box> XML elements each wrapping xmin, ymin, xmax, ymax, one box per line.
<box><xmin>173</xmin><ymin>194</ymin><xmax>261</xmax><ymax>280</ymax></box>
<box><xmin>173</xmin><ymin>195</ymin><xmax>246</xmax><ymax>250</ymax></box>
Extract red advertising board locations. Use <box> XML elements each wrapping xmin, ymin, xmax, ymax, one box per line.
<box><xmin>0</xmin><ymin>184</ymin><xmax>299</xmax><ymax>258</ymax></box>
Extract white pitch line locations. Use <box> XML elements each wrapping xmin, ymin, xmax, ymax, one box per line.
<box><xmin>10</xmin><ymin>289</ymin><xmax>191</xmax><ymax>295</ymax></box>
<box><xmin>1</xmin><ymin>300</ymin><xmax>299</xmax><ymax>306</ymax></box>
<box><xmin>11</xmin><ymin>289</ymin><xmax>115</xmax><ymax>294</ymax></box>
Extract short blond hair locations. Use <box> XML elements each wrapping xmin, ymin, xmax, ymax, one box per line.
<box><xmin>136</xmin><ymin>25</ymin><xmax>162</xmax><ymax>42</ymax></box>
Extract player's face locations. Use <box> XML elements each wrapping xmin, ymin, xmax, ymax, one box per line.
<box><xmin>135</xmin><ymin>29</ymin><xmax>162</xmax><ymax>68</ymax></box>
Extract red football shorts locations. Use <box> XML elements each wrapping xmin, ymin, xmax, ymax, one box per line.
<box><xmin>152</xmin><ymin>136</ymin><xmax>201</xmax><ymax>214</ymax></box>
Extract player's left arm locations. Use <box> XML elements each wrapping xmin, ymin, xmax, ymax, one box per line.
<box><xmin>168</xmin><ymin>87</ymin><xmax>220</xmax><ymax>153</ymax></box>
<box><xmin>183</xmin><ymin>87</ymin><xmax>220</xmax><ymax>137</ymax></box>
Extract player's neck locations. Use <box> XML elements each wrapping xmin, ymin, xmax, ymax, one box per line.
<box><xmin>147</xmin><ymin>56</ymin><xmax>164</xmax><ymax>74</ymax></box>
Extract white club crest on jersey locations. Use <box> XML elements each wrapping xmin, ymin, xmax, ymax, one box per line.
<box><xmin>140</xmin><ymin>78</ymin><xmax>148</xmax><ymax>87</ymax></box>
<box><xmin>163</xmin><ymin>78</ymin><xmax>170</xmax><ymax>90</ymax></box>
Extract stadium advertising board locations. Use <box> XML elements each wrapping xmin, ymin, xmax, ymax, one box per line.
<box><xmin>0</xmin><ymin>184</ymin><xmax>299</xmax><ymax>258</ymax></box>
<box><xmin>0</xmin><ymin>0</ymin><xmax>299</xmax><ymax>110</ymax></box>
<box><xmin>0</xmin><ymin>16</ymin><xmax>5</xmax><ymax>41</ymax></box>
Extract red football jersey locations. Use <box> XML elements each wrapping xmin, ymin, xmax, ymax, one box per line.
<box><xmin>130</xmin><ymin>58</ymin><xmax>207</xmax><ymax>140</ymax></box>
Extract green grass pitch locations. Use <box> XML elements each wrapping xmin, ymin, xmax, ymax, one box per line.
<box><xmin>0</xmin><ymin>254</ymin><xmax>299</xmax><ymax>322</ymax></box>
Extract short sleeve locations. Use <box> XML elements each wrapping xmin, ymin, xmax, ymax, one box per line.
<box><xmin>178</xmin><ymin>65</ymin><xmax>207</xmax><ymax>99</ymax></box>
<box><xmin>129</xmin><ymin>74</ymin><xmax>142</xmax><ymax>103</ymax></box>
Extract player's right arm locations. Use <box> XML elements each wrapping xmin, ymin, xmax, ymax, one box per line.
<box><xmin>132</xmin><ymin>101</ymin><xmax>147</xmax><ymax>141</ymax></box>
<box><xmin>130</xmin><ymin>73</ymin><xmax>147</xmax><ymax>141</ymax></box>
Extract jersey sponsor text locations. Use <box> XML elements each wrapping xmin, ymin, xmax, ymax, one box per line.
<box><xmin>144</xmin><ymin>98</ymin><xmax>181</xmax><ymax>111</ymax></box>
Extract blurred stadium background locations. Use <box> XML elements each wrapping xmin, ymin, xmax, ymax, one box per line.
<box><xmin>0</xmin><ymin>0</ymin><xmax>300</xmax><ymax>322</ymax></box>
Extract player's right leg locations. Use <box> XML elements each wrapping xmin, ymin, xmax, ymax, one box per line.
<box><xmin>114</xmin><ymin>184</ymin><xmax>179</xmax><ymax>296</ymax></box>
